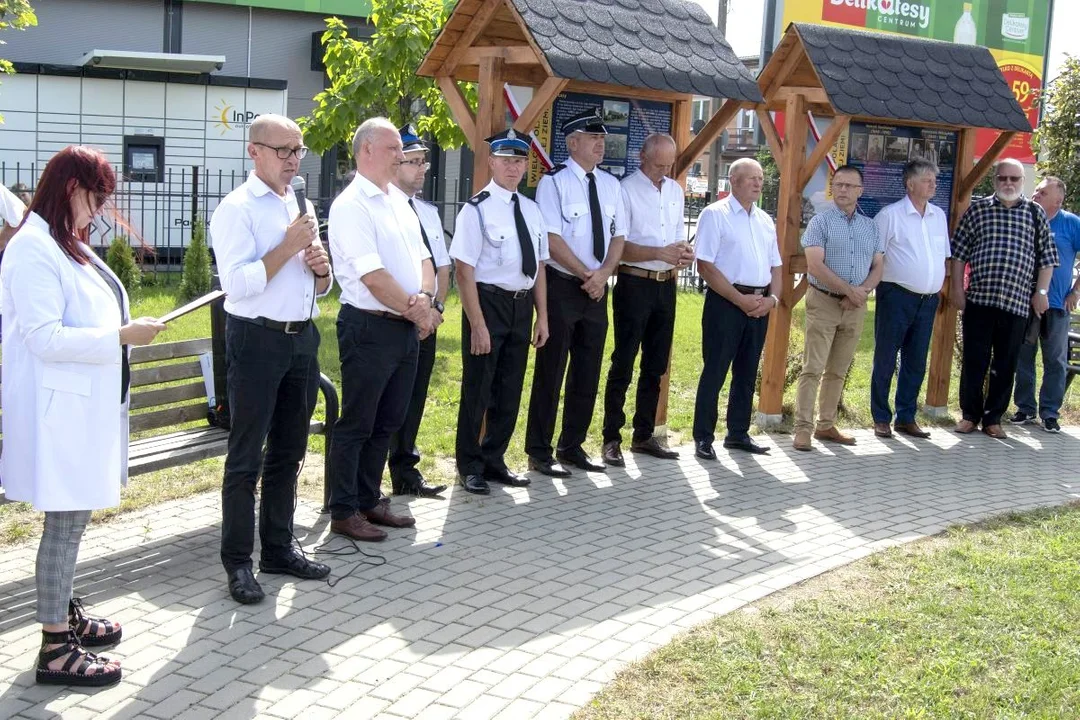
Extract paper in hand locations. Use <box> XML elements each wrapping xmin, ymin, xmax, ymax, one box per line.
<box><xmin>158</xmin><ymin>290</ymin><xmax>226</xmax><ymax>324</ymax></box>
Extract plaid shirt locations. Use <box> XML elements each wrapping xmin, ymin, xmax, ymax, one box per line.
<box><xmin>952</xmin><ymin>195</ymin><xmax>1058</xmax><ymax>317</ymax></box>
<box><xmin>801</xmin><ymin>206</ymin><xmax>883</xmax><ymax>291</ymax></box>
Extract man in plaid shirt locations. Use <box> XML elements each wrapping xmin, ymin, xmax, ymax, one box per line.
<box><xmin>950</xmin><ymin>158</ymin><xmax>1058</xmax><ymax>439</ymax></box>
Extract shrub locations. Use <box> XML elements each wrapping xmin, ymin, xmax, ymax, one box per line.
<box><xmin>179</xmin><ymin>215</ymin><xmax>212</xmax><ymax>301</ymax></box>
<box><xmin>105</xmin><ymin>235</ymin><xmax>140</xmax><ymax>296</ymax></box>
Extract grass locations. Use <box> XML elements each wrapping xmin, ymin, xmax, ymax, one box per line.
<box><xmin>573</xmin><ymin>503</ymin><xmax>1080</xmax><ymax>720</ymax></box>
<box><xmin>3</xmin><ymin>280</ymin><xmax>1078</xmax><ymax>544</ymax></box>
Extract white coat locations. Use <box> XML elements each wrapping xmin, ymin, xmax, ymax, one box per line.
<box><xmin>1</xmin><ymin>212</ymin><xmax>130</xmax><ymax>511</ymax></box>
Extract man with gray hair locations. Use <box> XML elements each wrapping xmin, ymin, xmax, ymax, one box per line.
<box><xmin>601</xmin><ymin>133</ymin><xmax>693</xmax><ymax>466</ymax></box>
<box><xmin>950</xmin><ymin>158</ymin><xmax>1057</xmax><ymax>439</ymax></box>
<box><xmin>870</xmin><ymin>157</ymin><xmax>950</xmax><ymax>440</ymax></box>
<box><xmin>326</xmin><ymin>117</ymin><xmax>439</xmax><ymax>541</ymax></box>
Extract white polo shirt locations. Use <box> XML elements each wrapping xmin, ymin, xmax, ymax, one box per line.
<box><xmin>874</xmin><ymin>196</ymin><xmax>950</xmax><ymax>295</ymax></box>
<box><xmin>694</xmin><ymin>194</ymin><xmax>782</xmax><ymax>287</ymax></box>
<box><xmin>209</xmin><ymin>171</ymin><xmax>330</xmax><ymax>322</ymax></box>
<box><xmin>535</xmin><ymin>157</ymin><xmax>627</xmax><ymax>275</ymax></box>
<box><xmin>620</xmin><ymin>169</ymin><xmax>684</xmax><ymax>272</ymax></box>
<box><xmin>449</xmin><ymin>180</ymin><xmax>549</xmax><ymax>292</ymax></box>
<box><xmin>329</xmin><ymin>173</ymin><xmax>431</xmax><ymax>313</ymax></box>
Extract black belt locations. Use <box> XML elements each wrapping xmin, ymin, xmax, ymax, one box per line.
<box><xmin>883</xmin><ymin>281</ymin><xmax>937</xmax><ymax>300</ymax></box>
<box><xmin>478</xmin><ymin>282</ymin><xmax>532</xmax><ymax>300</ymax></box>
<box><xmin>547</xmin><ymin>267</ymin><xmax>584</xmax><ymax>284</ymax></box>
<box><xmin>358</xmin><ymin>308</ymin><xmax>412</xmax><ymax>324</ymax></box>
<box><xmin>233</xmin><ymin>315</ymin><xmax>310</xmax><ymax>334</ymax></box>
<box><xmin>732</xmin><ymin>284</ymin><xmax>769</xmax><ymax>296</ymax></box>
<box><xmin>811</xmin><ymin>285</ymin><xmax>846</xmax><ymax>300</ymax></box>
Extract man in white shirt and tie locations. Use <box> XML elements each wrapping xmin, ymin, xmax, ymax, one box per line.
<box><xmin>210</xmin><ymin>114</ymin><xmax>333</xmax><ymax>604</ymax></box>
<box><xmin>327</xmin><ymin>117</ymin><xmax>439</xmax><ymax>542</ymax></box>
<box><xmin>692</xmin><ymin>157</ymin><xmax>782</xmax><ymax>458</ymax></box>
<box><xmin>386</xmin><ymin>123</ymin><xmax>452</xmax><ymax>498</ymax></box>
<box><xmin>601</xmin><ymin>133</ymin><xmax>692</xmax><ymax>467</ymax></box>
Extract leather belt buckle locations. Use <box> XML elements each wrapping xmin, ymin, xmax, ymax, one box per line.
<box><xmin>283</xmin><ymin>320</ymin><xmax>302</xmax><ymax>335</ymax></box>
<box><xmin>512</xmin><ymin>289</ymin><xmax>529</xmax><ymax>299</ymax></box>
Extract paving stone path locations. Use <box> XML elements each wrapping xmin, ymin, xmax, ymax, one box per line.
<box><xmin>1</xmin><ymin>425</ymin><xmax>1076</xmax><ymax>719</ymax></box>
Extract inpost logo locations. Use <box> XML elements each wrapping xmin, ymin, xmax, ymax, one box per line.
<box><xmin>826</xmin><ymin>0</ymin><xmax>932</xmax><ymax>31</ymax></box>
<box><xmin>212</xmin><ymin>99</ymin><xmax>261</xmax><ymax>135</ymax></box>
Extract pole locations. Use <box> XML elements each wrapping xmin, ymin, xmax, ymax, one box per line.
<box><xmin>707</xmin><ymin>0</ymin><xmax>729</xmax><ymax>199</ymax></box>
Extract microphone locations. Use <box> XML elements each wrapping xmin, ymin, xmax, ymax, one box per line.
<box><xmin>290</xmin><ymin>176</ymin><xmax>308</xmax><ymax>221</ymax></box>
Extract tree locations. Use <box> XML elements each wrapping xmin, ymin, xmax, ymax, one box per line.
<box><xmin>0</xmin><ymin>0</ymin><xmax>36</xmax><ymax>121</ymax></box>
<box><xmin>106</xmin><ymin>235</ymin><xmax>140</xmax><ymax>296</ymax></box>
<box><xmin>300</xmin><ymin>0</ymin><xmax>476</xmax><ymax>155</ymax></box>
<box><xmin>179</xmin><ymin>216</ymin><xmax>212</xmax><ymax>301</ymax></box>
<box><xmin>1034</xmin><ymin>55</ymin><xmax>1080</xmax><ymax>211</ymax></box>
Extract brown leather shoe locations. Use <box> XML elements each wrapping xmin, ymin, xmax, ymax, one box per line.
<box><xmin>954</xmin><ymin>419</ymin><xmax>977</xmax><ymax>434</ymax></box>
<box><xmin>894</xmin><ymin>421</ymin><xmax>931</xmax><ymax>439</ymax></box>
<box><xmin>873</xmin><ymin>423</ymin><xmax>893</xmax><ymax>438</ymax></box>
<box><xmin>792</xmin><ymin>429</ymin><xmax>812</xmax><ymax>451</ymax></box>
<box><xmin>362</xmin><ymin>503</ymin><xmax>416</xmax><ymax>528</ymax></box>
<box><xmin>983</xmin><ymin>424</ymin><xmax>1007</xmax><ymax>439</ymax></box>
<box><xmin>813</xmin><ymin>426</ymin><xmax>856</xmax><ymax>445</ymax></box>
<box><xmin>601</xmin><ymin>440</ymin><xmax>625</xmax><ymax>467</ymax></box>
<box><xmin>330</xmin><ymin>514</ymin><xmax>387</xmax><ymax>542</ymax></box>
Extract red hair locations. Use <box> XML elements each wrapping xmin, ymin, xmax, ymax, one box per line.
<box><xmin>23</xmin><ymin>146</ymin><xmax>116</xmax><ymax>265</ymax></box>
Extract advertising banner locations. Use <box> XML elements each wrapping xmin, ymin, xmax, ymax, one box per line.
<box><xmin>777</xmin><ymin>0</ymin><xmax>1051</xmax><ymax>163</ymax></box>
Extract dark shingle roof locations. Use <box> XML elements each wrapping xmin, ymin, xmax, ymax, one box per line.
<box><xmin>795</xmin><ymin>23</ymin><xmax>1030</xmax><ymax>132</ymax></box>
<box><xmin>510</xmin><ymin>0</ymin><xmax>763</xmax><ymax>102</ymax></box>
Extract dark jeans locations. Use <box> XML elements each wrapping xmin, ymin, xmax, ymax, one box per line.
<box><xmin>692</xmin><ymin>290</ymin><xmax>769</xmax><ymax>444</ymax></box>
<box><xmin>1014</xmin><ymin>308</ymin><xmax>1070</xmax><ymax>420</ymax></box>
<box><xmin>220</xmin><ymin>315</ymin><xmax>320</xmax><ymax>573</ymax></box>
<box><xmin>388</xmin><ymin>331</ymin><xmax>436</xmax><ymax>484</ymax></box>
<box><xmin>870</xmin><ymin>281</ymin><xmax>939</xmax><ymax>425</ymax></box>
<box><xmin>525</xmin><ymin>271</ymin><xmax>607</xmax><ymax>459</ymax></box>
<box><xmin>327</xmin><ymin>305</ymin><xmax>418</xmax><ymax>521</ymax></box>
<box><xmin>960</xmin><ymin>301</ymin><xmax>1027</xmax><ymax>427</ymax></box>
<box><xmin>603</xmin><ymin>273</ymin><xmax>676</xmax><ymax>444</ymax></box>
<box><xmin>456</xmin><ymin>288</ymin><xmax>533</xmax><ymax>476</ymax></box>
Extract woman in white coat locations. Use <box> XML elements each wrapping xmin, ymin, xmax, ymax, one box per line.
<box><xmin>2</xmin><ymin>146</ymin><xmax>164</xmax><ymax>687</ymax></box>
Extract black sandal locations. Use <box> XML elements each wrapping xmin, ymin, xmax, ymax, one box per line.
<box><xmin>69</xmin><ymin>598</ymin><xmax>122</xmax><ymax>647</ymax></box>
<box><xmin>36</xmin><ymin>629</ymin><xmax>122</xmax><ymax>687</ymax></box>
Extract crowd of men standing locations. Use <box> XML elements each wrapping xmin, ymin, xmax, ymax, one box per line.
<box><xmin>208</xmin><ymin>109</ymin><xmax>1078</xmax><ymax>604</ymax></box>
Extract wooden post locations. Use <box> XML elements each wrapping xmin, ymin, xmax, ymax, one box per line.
<box><xmin>473</xmin><ymin>56</ymin><xmax>505</xmax><ymax>193</ymax></box>
<box><xmin>757</xmin><ymin>93</ymin><xmax>807</xmax><ymax>423</ymax></box>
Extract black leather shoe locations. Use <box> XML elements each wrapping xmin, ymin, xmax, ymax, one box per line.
<box><xmin>694</xmin><ymin>440</ymin><xmax>716</xmax><ymax>460</ymax></box>
<box><xmin>527</xmin><ymin>455</ymin><xmax>572</xmax><ymax>477</ymax></box>
<box><xmin>556</xmin><ymin>448</ymin><xmax>606</xmax><ymax>472</ymax></box>
<box><xmin>392</xmin><ymin>477</ymin><xmax>448</xmax><ymax>498</ymax></box>
<box><xmin>484</xmin><ymin>467</ymin><xmax>531</xmax><ymax>487</ymax></box>
<box><xmin>227</xmin><ymin>568</ymin><xmax>265</xmax><ymax>605</ymax></box>
<box><xmin>630</xmin><ymin>436</ymin><xmax>679</xmax><ymax>460</ymax></box>
<box><xmin>601</xmin><ymin>441</ymin><xmax>625</xmax><ymax>467</ymax></box>
<box><xmin>459</xmin><ymin>474</ymin><xmax>491</xmax><ymax>494</ymax></box>
<box><xmin>723</xmin><ymin>437</ymin><xmax>770</xmax><ymax>455</ymax></box>
<box><xmin>259</xmin><ymin>551</ymin><xmax>331</xmax><ymax>580</ymax></box>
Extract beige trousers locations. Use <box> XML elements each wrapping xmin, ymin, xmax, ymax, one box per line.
<box><xmin>794</xmin><ymin>286</ymin><xmax>868</xmax><ymax>432</ymax></box>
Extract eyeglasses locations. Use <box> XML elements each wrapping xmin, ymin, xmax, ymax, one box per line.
<box><xmin>399</xmin><ymin>159</ymin><xmax>430</xmax><ymax>169</ymax></box>
<box><xmin>253</xmin><ymin>142</ymin><xmax>308</xmax><ymax>160</ymax></box>
<box><xmin>832</xmin><ymin>182</ymin><xmax>862</xmax><ymax>191</ymax></box>
<box><xmin>996</xmin><ymin>175</ymin><xmax>1022</xmax><ymax>183</ymax></box>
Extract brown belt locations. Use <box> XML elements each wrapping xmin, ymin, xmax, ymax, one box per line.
<box><xmin>811</xmin><ymin>284</ymin><xmax>846</xmax><ymax>300</ymax></box>
<box><xmin>619</xmin><ymin>266</ymin><xmax>676</xmax><ymax>282</ymax></box>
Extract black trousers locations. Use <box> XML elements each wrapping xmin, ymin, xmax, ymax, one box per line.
<box><xmin>456</xmin><ymin>288</ymin><xmax>533</xmax><ymax>476</ymax></box>
<box><xmin>220</xmin><ymin>315</ymin><xmax>320</xmax><ymax>572</ymax></box>
<box><xmin>327</xmin><ymin>305</ymin><xmax>418</xmax><ymax>521</ymax></box>
<box><xmin>692</xmin><ymin>290</ymin><xmax>769</xmax><ymax>443</ymax></box>
<box><xmin>388</xmin><ymin>331</ymin><xmax>436</xmax><ymax>485</ymax></box>
<box><xmin>959</xmin><ymin>301</ymin><xmax>1027</xmax><ymax>427</ymax></box>
<box><xmin>602</xmin><ymin>273</ymin><xmax>676</xmax><ymax>444</ymax></box>
<box><xmin>525</xmin><ymin>271</ymin><xmax>608</xmax><ymax>459</ymax></box>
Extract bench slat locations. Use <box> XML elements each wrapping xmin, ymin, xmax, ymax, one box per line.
<box><xmin>131</xmin><ymin>360</ymin><xmax>204</xmax><ymax>387</ymax></box>
<box><xmin>130</xmin><ymin>403</ymin><xmax>208</xmax><ymax>433</ymax></box>
<box><xmin>130</xmin><ymin>338</ymin><xmax>213</xmax><ymax>365</ymax></box>
<box><xmin>130</xmin><ymin>382</ymin><xmax>207</xmax><ymax>411</ymax></box>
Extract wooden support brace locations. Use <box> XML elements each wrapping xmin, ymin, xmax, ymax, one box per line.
<box><xmin>798</xmin><ymin>115</ymin><xmax>850</xmax><ymax>190</ymax></box>
<box><xmin>957</xmin><ymin>130</ymin><xmax>1016</xmax><ymax>199</ymax></box>
<box><xmin>674</xmin><ymin>98</ymin><xmax>744</xmax><ymax>178</ymax></box>
<box><xmin>512</xmin><ymin>76</ymin><xmax>568</xmax><ymax>134</ymax></box>
<box><xmin>436</xmin><ymin>76</ymin><xmax>477</xmax><ymax>144</ymax></box>
<box><xmin>755</xmin><ymin>107</ymin><xmax>783</xmax><ymax>163</ymax></box>
<box><xmin>472</xmin><ymin>55</ymin><xmax>505</xmax><ymax>193</ymax></box>
<box><xmin>439</xmin><ymin>0</ymin><xmax>503</xmax><ymax>76</ymax></box>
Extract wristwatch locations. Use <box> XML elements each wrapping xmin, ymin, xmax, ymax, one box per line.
<box><xmin>769</xmin><ymin>294</ymin><xmax>780</xmax><ymax>307</ymax></box>
<box><xmin>1038</xmin><ymin>288</ymin><xmax>1048</xmax><ymax>296</ymax></box>
<box><xmin>433</xmin><ymin>299</ymin><xmax>445</xmax><ymax>314</ymax></box>
<box><xmin>418</xmin><ymin>290</ymin><xmax>435</xmax><ymax>307</ymax></box>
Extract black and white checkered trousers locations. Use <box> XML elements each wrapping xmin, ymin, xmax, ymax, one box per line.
<box><xmin>35</xmin><ymin>510</ymin><xmax>92</xmax><ymax>624</ymax></box>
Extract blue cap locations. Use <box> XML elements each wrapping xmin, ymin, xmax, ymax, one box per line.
<box><xmin>398</xmin><ymin>123</ymin><xmax>427</xmax><ymax>153</ymax></box>
<box><xmin>485</xmin><ymin>128</ymin><xmax>530</xmax><ymax>157</ymax></box>
<box><xmin>561</xmin><ymin>107</ymin><xmax>608</xmax><ymax>136</ymax></box>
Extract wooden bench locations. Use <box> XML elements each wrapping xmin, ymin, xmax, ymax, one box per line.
<box><xmin>1067</xmin><ymin>314</ymin><xmax>1080</xmax><ymax>389</ymax></box>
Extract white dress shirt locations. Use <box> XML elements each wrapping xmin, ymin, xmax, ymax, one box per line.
<box><xmin>329</xmin><ymin>173</ymin><xmax>431</xmax><ymax>313</ymax></box>
<box><xmin>0</xmin><ymin>185</ymin><xmax>25</xmax><ymax>227</ymax></box>
<box><xmin>620</xmin><ymin>169</ymin><xmax>685</xmax><ymax>272</ymax></box>
<box><xmin>535</xmin><ymin>157</ymin><xmax>628</xmax><ymax>275</ymax></box>
<box><xmin>392</xmin><ymin>185</ymin><xmax>452</xmax><ymax>296</ymax></box>
<box><xmin>874</xmin><ymin>196</ymin><xmax>950</xmax><ymax>294</ymax></box>
<box><xmin>449</xmin><ymin>180</ymin><xmax>549</xmax><ymax>292</ymax></box>
<box><xmin>209</xmin><ymin>171</ymin><xmax>330</xmax><ymax>322</ymax></box>
<box><xmin>694</xmin><ymin>194</ymin><xmax>782</xmax><ymax>287</ymax></box>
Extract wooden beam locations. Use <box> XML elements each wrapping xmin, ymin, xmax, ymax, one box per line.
<box><xmin>440</xmin><ymin>0</ymin><xmax>503</xmax><ymax>76</ymax></box>
<box><xmin>957</xmin><ymin>131</ymin><xmax>1016</xmax><ymax>199</ymax></box>
<box><xmin>760</xmin><ymin>41</ymin><xmax>806</xmax><ymax>99</ymax></box>
<box><xmin>472</xmin><ymin>56</ymin><xmax>505</xmax><ymax>193</ymax></box>
<box><xmin>564</xmin><ymin>79</ymin><xmax>683</xmax><ymax>104</ymax></box>
<box><xmin>674</xmin><ymin>98</ymin><xmax>744</xmax><ymax>178</ymax></box>
<box><xmin>798</xmin><ymin>115</ymin><xmax>850</xmax><ymax>190</ymax></box>
<box><xmin>773</xmin><ymin>86</ymin><xmax>829</xmax><ymax>106</ymax></box>
<box><xmin>436</xmin><ymin>76</ymin><xmax>477</xmax><ymax>146</ymax></box>
<box><xmin>755</xmin><ymin>107</ymin><xmax>783</xmax><ymax>163</ymax></box>
<box><xmin>512</xmin><ymin>76</ymin><xmax>568</xmax><ymax>134</ymax></box>
<box><xmin>459</xmin><ymin>45</ymin><xmax>539</xmax><ymax>65</ymax></box>
<box><xmin>500</xmin><ymin>0</ymin><xmax>555</xmax><ymax>77</ymax></box>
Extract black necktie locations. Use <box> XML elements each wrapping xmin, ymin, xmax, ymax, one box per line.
<box><xmin>585</xmin><ymin>172</ymin><xmax>605</xmax><ymax>262</ymax></box>
<box><xmin>407</xmin><ymin>198</ymin><xmax>434</xmax><ymax>258</ymax></box>
<box><xmin>511</xmin><ymin>193</ymin><xmax>537</xmax><ymax>279</ymax></box>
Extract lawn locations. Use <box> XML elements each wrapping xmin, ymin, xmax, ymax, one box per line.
<box><xmin>573</xmin><ymin>503</ymin><xmax>1080</xmax><ymax>720</ymax></box>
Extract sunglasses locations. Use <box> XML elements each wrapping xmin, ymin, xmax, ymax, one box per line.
<box><xmin>996</xmin><ymin>175</ymin><xmax>1022</xmax><ymax>183</ymax></box>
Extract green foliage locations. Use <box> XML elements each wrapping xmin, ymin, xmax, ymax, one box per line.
<box><xmin>179</xmin><ymin>216</ymin><xmax>212</xmax><ymax>301</ymax></box>
<box><xmin>756</xmin><ymin>146</ymin><xmax>780</xmax><ymax>215</ymax></box>
<box><xmin>299</xmin><ymin>0</ymin><xmax>476</xmax><ymax>155</ymax></box>
<box><xmin>1034</xmin><ymin>55</ymin><xmax>1080</xmax><ymax>211</ymax></box>
<box><xmin>105</xmin><ymin>235</ymin><xmax>141</xmax><ymax>296</ymax></box>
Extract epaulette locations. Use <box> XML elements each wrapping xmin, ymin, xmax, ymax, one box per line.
<box><xmin>545</xmin><ymin>163</ymin><xmax>566</xmax><ymax>176</ymax></box>
<box><xmin>467</xmin><ymin>191</ymin><xmax>490</xmax><ymax>206</ymax></box>
<box><xmin>597</xmin><ymin>166</ymin><xmax>617</xmax><ymax>178</ymax></box>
